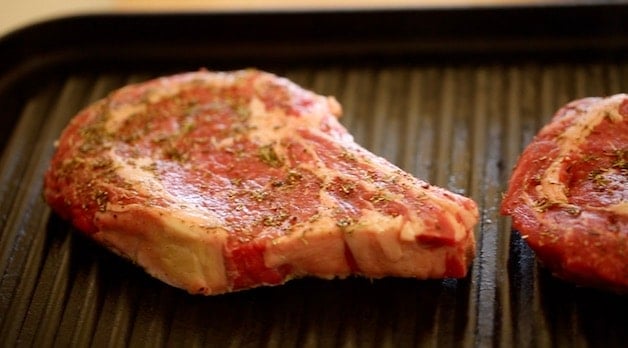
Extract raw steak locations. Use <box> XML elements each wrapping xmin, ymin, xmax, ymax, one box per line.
<box><xmin>44</xmin><ymin>69</ymin><xmax>478</xmax><ymax>295</ymax></box>
<box><xmin>501</xmin><ymin>94</ymin><xmax>628</xmax><ymax>293</ymax></box>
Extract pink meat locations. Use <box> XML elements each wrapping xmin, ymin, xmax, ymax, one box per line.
<box><xmin>44</xmin><ymin>69</ymin><xmax>478</xmax><ymax>295</ymax></box>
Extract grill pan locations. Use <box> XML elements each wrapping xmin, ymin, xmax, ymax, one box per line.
<box><xmin>1</xmin><ymin>4</ymin><xmax>627</xmax><ymax>347</ymax></box>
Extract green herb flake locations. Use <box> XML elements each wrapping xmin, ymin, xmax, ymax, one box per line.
<box><xmin>94</xmin><ymin>189</ymin><xmax>109</xmax><ymax>212</ymax></box>
<box><xmin>91</xmin><ymin>157</ymin><xmax>113</xmax><ymax>170</ymax></box>
<box><xmin>563</xmin><ymin>204</ymin><xmax>582</xmax><ymax>216</ymax></box>
<box><xmin>258</xmin><ymin>144</ymin><xmax>283</xmax><ymax>168</ymax></box>
<box><xmin>164</xmin><ymin>145</ymin><xmax>187</xmax><ymax>162</ymax></box>
<box><xmin>336</xmin><ymin>217</ymin><xmax>354</xmax><ymax>229</ymax></box>
<box><xmin>140</xmin><ymin>162</ymin><xmax>158</xmax><ymax>173</ymax></box>
<box><xmin>611</xmin><ymin>149</ymin><xmax>627</xmax><ymax>169</ymax></box>
<box><xmin>182</xmin><ymin>121</ymin><xmax>196</xmax><ymax>134</ymax></box>
<box><xmin>588</xmin><ymin>169</ymin><xmax>610</xmax><ymax>187</ymax></box>
<box><xmin>250</xmin><ymin>189</ymin><xmax>269</xmax><ymax>202</ymax></box>
<box><xmin>532</xmin><ymin>197</ymin><xmax>554</xmax><ymax>213</ymax></box>
<box><xmin>339</xmin><ymin>150</ymin><xmax>357</xmax><ymax>161</ymax></box>
<box><xmin>370</xmin><ymin>192</ymin><xmax>392</xmax><ymax>204</ymax></box>
<box><xmin>340</xmin><ymin>182</ymin><xmax>356</xmax><ymax>194</ymax></box>
<box><xmin>262</xmin><ymin>210</ymin><xmax>289</xmax><ymax>227</ymax></box>
<box><xmin>287</xmin><ymin>170</ymin><xmax>302</xmax><ymax>184</ymax></box>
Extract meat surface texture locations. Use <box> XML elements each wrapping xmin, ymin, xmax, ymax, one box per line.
<box><xmin>44</xmin><ymin>69</ymin><xmax>478</xmax><ymax>295</ymax></box>
<box><xmin>501</xmin><ymin>94</ymin><xmax>628</xmax><ymax>293</ymax></box>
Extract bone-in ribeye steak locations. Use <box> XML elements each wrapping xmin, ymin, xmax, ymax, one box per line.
<box><xmin>501</xmin><ymin>94</ymin><xmax>628</xmax><ymax>293</ymax></box>
<box><xmin>44</xmin><ymin>69</ymin><xmax>478</xmax><ymax>295</ymax></box>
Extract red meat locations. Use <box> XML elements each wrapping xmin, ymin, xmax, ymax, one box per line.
<box><xmin>502</xmin><ymin>95</ymin><xmax>628</xmax><ymax>293</ymax></box>
<box><xmin>44</xmin><ymin>69</ymin><xmax>478</xmax><ymax>295</ymax></box>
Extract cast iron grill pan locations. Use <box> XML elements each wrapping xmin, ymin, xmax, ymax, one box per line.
<box><xmin>1</xmin><ymin>5</ymin><xmax>627</xmax><ymax>347</ymax></box>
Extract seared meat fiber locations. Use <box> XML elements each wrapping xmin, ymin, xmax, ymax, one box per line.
<box><xmin>44</xmin><ymin>69</ymin><xmax>478</xmax><ymax>295</ymax></box>
<box><xmin>502</xmin><ymin>94</ymin><xmax>628</xmax><ymax>293</ymax></box>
